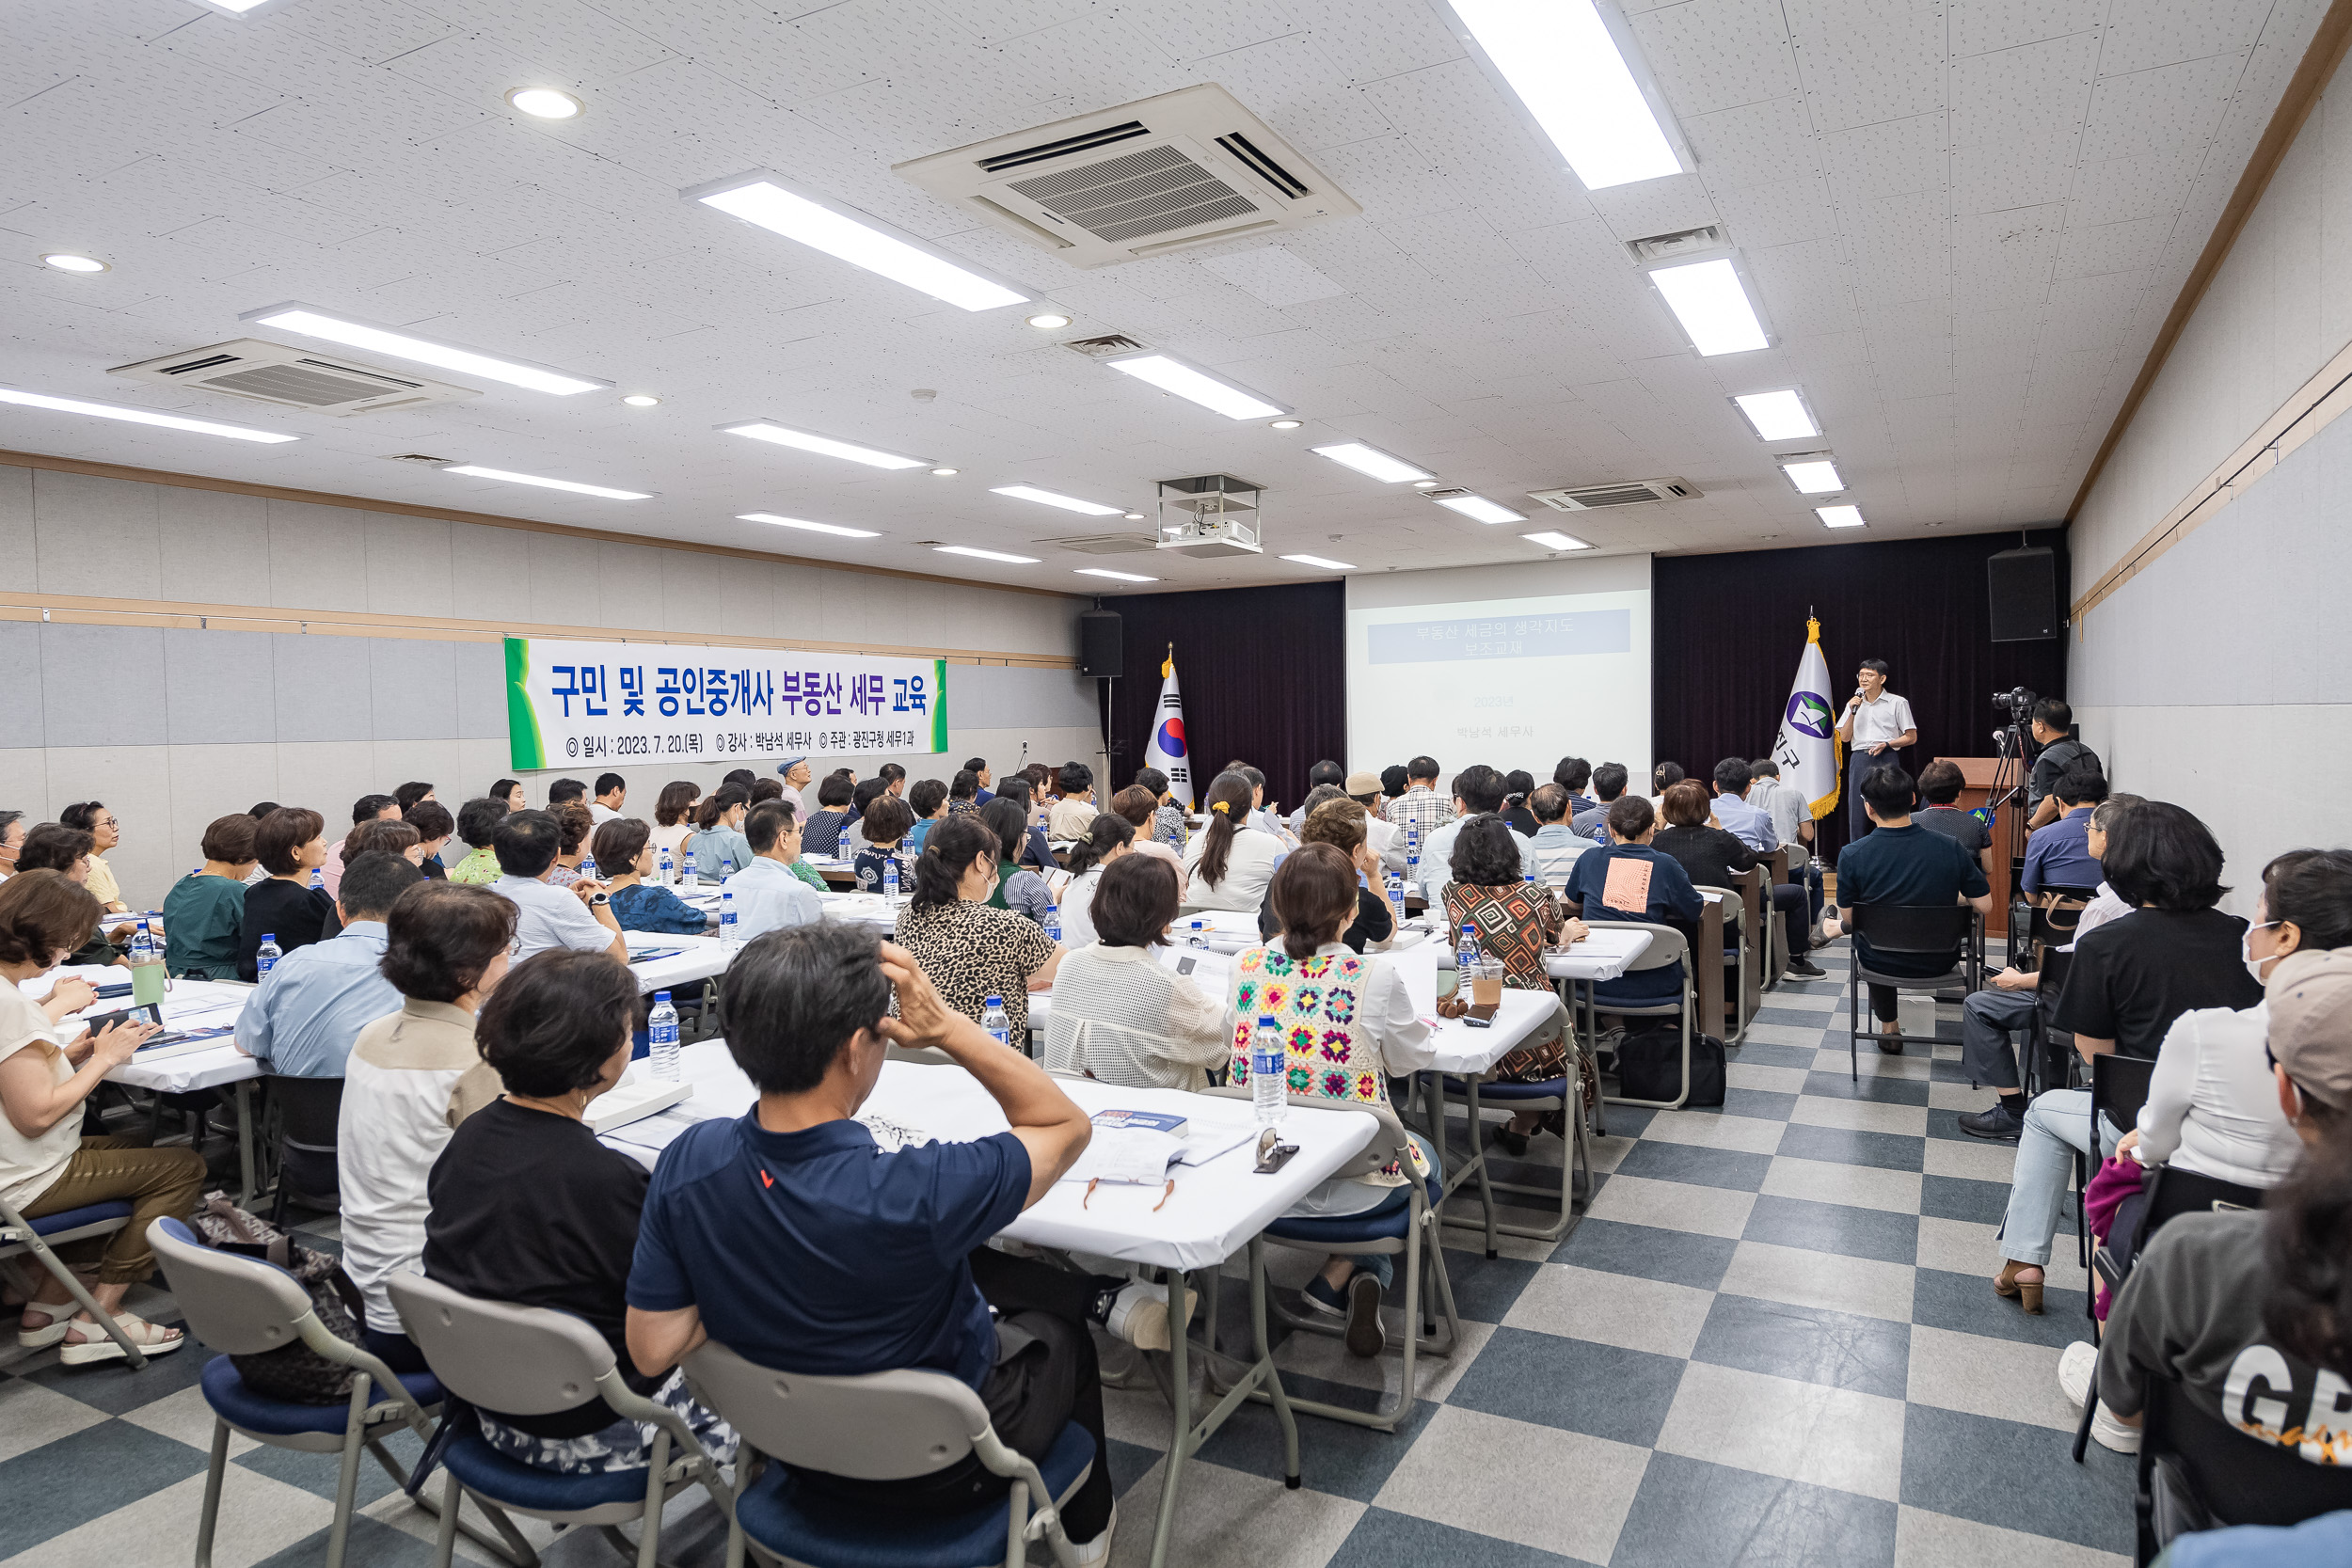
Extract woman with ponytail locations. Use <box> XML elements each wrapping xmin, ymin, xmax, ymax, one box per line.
<box><xmin>893</xmin><ymin>816</ymin><xmax>1060</xmax><ymax>1040</ymax></box>
<box><xmin>1055</xmin><ymin>813</ymin><xmax>1135</xmax><ymax>948</ymax></box>
<box><xmin>689</xmin><ymin>784</ymin><xmax>752</xmax><ymax>883</ymax></box>
<box><xmin>1181</xmin><ymin>770</ymin><xmax>1280</xmax><ymax>912</ymax></box>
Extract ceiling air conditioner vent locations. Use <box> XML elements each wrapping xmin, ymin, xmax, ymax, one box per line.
<box><xmin>1042</xmin><ymin>532</ymin><xmax>1159</xmax><ymax>555</ymax></box>
<box><xmin>1059</xmin><ymin>334</ymin><xmax>1148</xmax><ymax>360</ymax></box>
<box><xmin>896</xmin><ymin>84</ymin><xmax>1359</xmax><ymax>269</ymax></box>
<box><xmin>108</xmin><ymin>339</ymin><xmax>481</xmax><ymax>416</ymax></box>
<box><xmin>1529</xmin><ymin>478</ymin><xmax>1702</xmax><ymax>512</ymax></box>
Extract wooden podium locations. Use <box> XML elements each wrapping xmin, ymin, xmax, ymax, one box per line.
<box><xmin>1945</xmin><ymin>757</ymin><xmax>2021</xmax><ymax>938</ymax></box>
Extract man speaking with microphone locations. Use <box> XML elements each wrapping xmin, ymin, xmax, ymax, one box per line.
<box><xmin>1836</xmin><ymin>657</ymin><xmax>1916</xmax><ymax>838</ymax></box>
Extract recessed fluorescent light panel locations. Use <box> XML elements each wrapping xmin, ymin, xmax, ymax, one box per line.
<box><xmin>1648</xmin><ymin>258</ymin><xmax>1768</xmax><ymax>356</ymax></box>
<box><xmin>1781</xmin><ymin>458</ymin><xmax>1843</xmax><ymax>495</ymax></box>
<box><xmin>1075</xmin><ymin>568</ymin><xmax>1159</xmax><ymax>583</ymax></box>
<box><xmin>241</xmin><ymin>303</ymin><xmax>609</xmax><ymax>395</ymax></box>
<box><xmin>443</xmin><ymin>465</ymin><xmax>649</xmax><ymax>500</ymax></box>
<box><xmin>935</xmin><ymin>545</ymin><xmax>1040</xmax><ymax>564</ymax></box>
<box><xmin>0</xmin><ymin>385</ymin><xmax>299</xmax><ymax>442</ymax></box>
<box><xmin>1732</xmin><ymin>388</ymin><xmax>1818</xmax><ymax>442</ymax></box>
<box><xmin>990</xmin><ymin>485</ymin><xmax>1122</xmax><ymax>517</ymax></box>
<box><xmin>737</xmin><ymin>513</ymin><xmax>880</xmax><ymax>538</ymax></box>
<box><xmin>1433</xmin><ymin>493</ymin><xmax>1526</xmax><ymax>525</ymax></box>
<box><xmin>1450</xmin><ymin>0</ymin><xmax>1685</xmax><ymax>190</ymax></box>
<box><xmin>1103</xmin><ymin>353</ymin><xmax>1288</xmax><ymax>420</ymax></box>
<box><xmin>720</xmin><ymin>420</ymin><xmax>930</xmax><ymax>471</ymax></box>
<box><xmin>684</xmin><ymin>170</ymin><xmax>1028</xmax><ymax>312</ymax></box>
<box><xmin>1522</xmin><ymin>531</ymin><xmax>1590</xmax><ymax>551</ymax></box>
<box><xmin>1817</xmin><ymin>505</ymin><xmax>1867</xmax><ymax>529</ymax></box>
<box><xmin>190</xmin><ymin>0</ymin><xmax>291</xmax><ymax>14</ymax></box>
<box><xmin>1311</xmin><ymin>443</ymin><xmax>1433</xmax><ymax>484</ymax></box>
<box><xmin>1281</xmin><ymin>554</ymin><xmax>1357</xmax><ymax>571</ymax></box>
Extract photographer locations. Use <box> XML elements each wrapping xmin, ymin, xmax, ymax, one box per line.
<box><xmin>2022</xmin><ymin>697</ymin><xmax>2099</xmax><ymax>829</ymax></box>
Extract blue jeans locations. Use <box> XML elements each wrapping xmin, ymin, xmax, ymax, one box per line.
<box><xmin>1998</xmin><ymin>1088</ymin><xmax>2117</xmax><ymax>1266</ymax></box>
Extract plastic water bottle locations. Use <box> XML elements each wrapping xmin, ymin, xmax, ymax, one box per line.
<box><xmin>719</xmin><ymin>891</ymin><xmax>739</xmax><ymax>948</ymax></box>
<box><xmin>882</xmin><ymin>856</ymin><xmax>900</xmax><ymax>899</ymax></box>
<box><xmin>1042</xmin><ymin>903</ymin><xmax>1061</xmax><ymax>945</ymax></box>
<box><xmin>1456</xmin><ymin>920</ymin><xmax>1481</xmax><ymax>976</ymax></box>
<box><xmin>1386</xmin><ymin>874</ymin><xmax>1406</xmax><ymax>932</ymax></box>
<box><xmin>1250</xmin><ymin>1015</ymin><xmax>1287</xmax><ymax>1127</ymax></box>
<box><xmin>256</xmin><ymin>932</ymin><xmax>282</xmax><ymax>976</ymax></box>
<box><xmin>648</xmin><ymin>990</ymin><xmax>679</xmax><ymax>1081</ymax></box>
<box><xmin>981</xmin><ymin>994</ymin><xmax>1012</xmax><ymax>1050</ymax></box>
<box><xmin>580</xmin><ymin>854</ymin><xmax>597</xmax><ymax>881</ymax></box>
<box><xmin>657</xmin><ymin>847</ymin><xmax>674</xmax><ymax>887</ymax></box>
<box><xmin>1406</xmin><ymin>817</ymin><xmax>1422</xmax><ymax>863</ymax></box>
<box><xmin>1186</xmin><ymin>917</ymin><xmax>1208</xmax><ymax>947</ymax></box>
<box><xmin>307</xmin><ymin>865</ymin><xmax>324</xmax><ymax>892</ymax></box>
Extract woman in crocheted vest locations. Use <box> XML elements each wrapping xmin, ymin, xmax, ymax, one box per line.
<box><xmin>1226</xmin><ymin>844</ymin><xmax>1438</xmax><ymax>1356</ymax></box>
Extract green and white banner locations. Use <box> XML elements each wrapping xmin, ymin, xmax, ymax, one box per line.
<box><xmin>503</xmin><ymin>637</ymin><xmax>947</xmax><ymax>771</ymax></box>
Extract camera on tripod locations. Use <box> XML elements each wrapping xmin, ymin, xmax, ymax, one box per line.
<box><xmin>1991</xmin><ymin>686</ymin><xmax>2037</xmax><ymax>725</ymax></box>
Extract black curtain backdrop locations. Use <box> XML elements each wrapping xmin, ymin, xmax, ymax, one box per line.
<box><xmin>1652</xmin><ymin>529</ymin><xmax>2071</xmax><ymax>862</ymax></box>
<box><xmin>1099</xmin><ymin>581</ymin><xmax>1345</xmax><ymax>809</ymax></box>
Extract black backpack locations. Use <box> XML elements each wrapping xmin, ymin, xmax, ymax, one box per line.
<box><xmin>1615</xmin><ymin>1024</ymin><xmax>1726</xmax><ymax>1107</ymax></box>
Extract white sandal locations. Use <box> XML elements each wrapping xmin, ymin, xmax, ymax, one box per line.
<box><xmin>17</xmin><ymin>1307</ymin><xmax>77</xmax><ymax>1349</ymax></box>
<box><xmin>57</xmin><ymin>1313</ymin><xmax>184</xmax><ymax>1365</ymax></box>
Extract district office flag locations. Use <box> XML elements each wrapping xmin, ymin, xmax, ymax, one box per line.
<box><xmin>1772</xmin><ymin>617</ymin><xmax>1842</xmax><ymax>817</ymax></box>
<box><xmin>1144</xmin><ymin>649</ymin><xmax>1194</xmax><ymax>809</ymax></box>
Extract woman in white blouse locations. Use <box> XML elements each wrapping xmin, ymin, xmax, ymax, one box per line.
<box><xmin>2122</xmin><ymin>848</ymin><xmax>2352</xmax><ymax>1185</ymax></box>
<box><xmin>1041</xmin><ymin>855</ymin><xmax>1226</xmax><ymax>1090</ymax></box>
<box><xmin>1051</xmin><ymin>814</ymin><xmax>1136</xmax><ymax>950</ymax></box>
<box><xmin>1182</xmin><ymin>771</ymin><xmax>1282</xmax><ymax>912</ymax></box>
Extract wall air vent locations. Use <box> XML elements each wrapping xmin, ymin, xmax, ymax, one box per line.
<box><xmin>896</xmin><ymin>84</ymin><xmax>1360</xmax><ymax>269</ymax></box>
<box><xmin>108</xmin><ymin>339</ymin><xmax>480</xmax><ymax>416</ymax></box>
<box><xmin>1529</xmin><ymin>478</ymin><xmax>1702</xmax><ymax>512</ymax></box>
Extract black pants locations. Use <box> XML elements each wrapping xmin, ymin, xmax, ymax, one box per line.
<box><xmin>361</xmin><ymin>1325</ymin><xmax>431</xmax><ymax>1375</ymax></box>
<box><xmin>1771</xmin><ymin>884</ymin><xmax>1809</xmax><ymax>961</ymax></box>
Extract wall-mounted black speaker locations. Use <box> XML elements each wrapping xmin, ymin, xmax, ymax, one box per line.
<box><xmin>1987</xmin><ymin>546</ymin><xmax>2058</xmax><ymax>641</ymax></box>
<box><xmin>1078</xmin><ymin>610</ymin><xmax>1123</xmax><ymax>676</ymax></box>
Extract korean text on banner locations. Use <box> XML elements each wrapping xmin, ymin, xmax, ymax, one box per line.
<box><xmin>504</xmin><ymin>637</ymin><xmax>947</xmax><ymax>770</ymax></box>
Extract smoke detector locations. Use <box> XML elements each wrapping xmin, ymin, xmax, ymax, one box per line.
<box><xmin>1528</xmin><ymin>477</ymin><xmax>1701</xmax><ymax>512</ymax></box>
<box><xmin>896</xmin><ymin>84</ymin><xmax>1359</xmax><ymax>269</ymax></box>
<box><xmin>109</xmin><ymin>339</ymin><xmax>481</xmax><ymax>416</ymax></box>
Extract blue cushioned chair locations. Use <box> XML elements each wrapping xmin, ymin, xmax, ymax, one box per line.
<box><xmin>387</xmin><ymin>1272</ymin><xmax>734</xmax><ymax>1568</ymax></box>
<box><xmin>145</xmin><ymin>1219</ymin><xmax>532</xmax><ymax>1568</ymax></box>
<box><xmin>0</xmin><ymin>1195</ymin><xmax>153</xmax><ymax>1367</ymax></box>
<box><xmin>682</xmin><ymin>1338</ymin><xmax>1092</xmax><ymax>1568</ymax></box>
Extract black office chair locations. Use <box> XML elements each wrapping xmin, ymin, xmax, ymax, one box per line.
<box><xmin>2133</xmin><ymin>1374</ymin><xmax>2352</xmax><ymax>1564</ymax></box>
<box><xmin>265</xmin><ymin>1076</ymin><xmax>345</xmax><ymax>1225</ymax></box>
<box><xmin>1842</xmin><ymin>904</ymin><xmax>1979</xmax><ymax>1080</ymax></box>
<box><xmin>2019</xmin><ymin>914</ymin><xmax>2078</xmax><ymax>1100</ymax></box>
<box><xmin>2072</xmin><ymin>1053</ymin><xmax>2155</xmax><ymax>1271</ymax></box>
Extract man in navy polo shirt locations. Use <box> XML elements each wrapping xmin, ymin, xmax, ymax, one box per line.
<box><xmin>623</xmin><ymin>924</ymin><xmax>1110</xmax><ymax>1555</ymax></box>
<box><xmin>2021</xmin><ymin>763</ymin><xmax>2108</xmax><ymax>895</ymax></box>
<box><xmin>1831</xmin><ymin>765</ymin><xmax>1993</xmax><ymax>1053</ymax></box>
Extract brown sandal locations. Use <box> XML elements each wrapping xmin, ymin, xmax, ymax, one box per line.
<box><xmin>1994</xmin><ymin>1259</ymin><xmax>2044</xmax><ymax>1314</ymax></box>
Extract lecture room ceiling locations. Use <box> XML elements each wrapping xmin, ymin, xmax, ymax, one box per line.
<box><xmin>1</xmin><ymin>0</ymin><xmax>2330</xmax><ymax>594</ymax></box>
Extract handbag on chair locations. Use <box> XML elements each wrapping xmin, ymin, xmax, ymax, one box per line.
<box><xmin>187</xmin><ymin>1192</ymin><xmax>370</xmax><ymax>1403</ymax></box>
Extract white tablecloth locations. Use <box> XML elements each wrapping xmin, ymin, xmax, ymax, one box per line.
<box><xmin>1544</xmin><ymin>927</ymin><xmax>1653</xmax><ymax>981</ymax></box>
<box><xmin>625</xmin><ymin>933</ymin><xmax>733</xmax><ymax>992</ymax></box>
<box><xmin>36</xmin><ymin>976</ymin><xmax>264</xmax><ymax>1094</ymax></box>
<box><xmin>599</xmin><ymin>1045</ymin><xmax>1375</xmax><ymax>1272</ymax></box>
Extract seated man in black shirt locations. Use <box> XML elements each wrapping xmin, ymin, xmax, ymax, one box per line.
<box><xmin>1828</xmin><ymin>765</ymin><xmax>1992</xmax><ymax>1053</ymax></box>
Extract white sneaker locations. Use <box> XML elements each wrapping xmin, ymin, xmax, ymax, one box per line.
<box><xmin>1103</xmin><ymin>1280</ymin><xmax>1173</xmax><ymax>1352</ymax></box>
<box><xmin>1071</xmin><ymin>1502</ymin><xmax>1116</xmax><ymax>1565</ymax></box>
<box><xmin>2058</xmin><ymin>1339</ymin><xmax>2139</xmax><ymax>1452</ymax></box>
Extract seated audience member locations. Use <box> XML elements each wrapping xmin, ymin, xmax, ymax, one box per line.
<box><xmin>239</xmin><ymin>802</ymin><xmax>279</xmax><ymax>887</ymax></box>
<box><xmin>235</xmin><ymin>851</ymin><xmax>421</xmax><ymax>1077</ymax></box>
<box><xmin>981</xmin><ymin>798</ymin><xmax>1054</xmax><ymax>925</ymax></box>
<box><xmin>648</xmin><ymin>781</ymin><xmax>700</xmax><ymax>875</ymax></box>
<box><xmin>1572</xmin><ymin>762</ymin><xmax>1629</xmax><ymax>840</ymax></box>
<box><xmin>838</xmin><ymin>778</ymin><xmax>889</xmax><ymax>857</ymax></box>
<box><xmin>593</xmin><ymin>819</ymin><xmax>707</xmax><ymax>935</ymax></box>
<box><xmin>1044</xmin><ymin>854</ymin><xmax>1224</xmax><ymax>1091</ymax></box>
<box><xmin>493</xmin><ymin>809</ymin><xmax>627</xmax><ymax>962</ymax></box>
<box><xmin>322</xmin><ymin>794</ymin><xmax>401</xmax><ymax>899</ymax></box>
<box><xmin>1047</xmin><ymin>763</ymin><xmax>1100</xmax><ymax>841</ymax></box>
<box><xmin>1565</xmin><ymin>797</ymin><xmax>1705</xmax><ymax>1006</ymax></box>
<box><xmin>491</xmin><ymin>778</ymin><xmax>528</xmax><ymax>814</ymax></box>
<box><xmin>1</xmin><ymin>870</ymin><xmax>199</xmax><ymax>1365</ymax></box>
<box><xmin>163</xmin><ymin>814</ymin><xmax>256</xmax><ymax>979</ymax></box>
<box><xmin>1523</xmin><ymin>783</ymin><xmax>1592</xmax><ymax>887</ymax></box>
<box><xmin>1287</xmin><ymin>762</ymin><xmax>1348</xmax><ymax>834</ymax></box>
<box><xmin>446</xmin><ymin>797</ymin><xmax>508</xmax><ymax>884</ymax></box>
<box><xmin>1108</xmin><ymin>785</ymin><xmax>1189</xmax><ymax>898</ymax></box>
<box><xmin>239</xmin><ymin>807</ymin><xmax>339</xmax><ymax>980</ymax></box>
<box><xmin>1184</xmin><ymin>771</ymin><xmax>1285</xmax><ymax>912</ymax></box>
<box><xmin>1056</xmin><ymin>814</ymin><xmax>1134</xmax><ymax>948</ymax></box>
<box><xmin>57</xmin><ymin>802</ymin><xmax>130</xmax><ymax>914</ymax></box>
<box><xmin>1384</xmin><ymin>754</ymin><xmax>1453</xmax><ymax>836</ymax></box>
<box><xmin>2090</xmin><ymin>953</ymin><xmax>2352</xmax><ymax>1457</ymax></box>
<box><xmin>771</xmin><ymin>757</ymin><xmax>808</xmax><ymax>813</ymax></box>
<box><xmin>2022</xmin><ymin>763</ymin><xmax>2108</xmax><ymax>895</ymax></box>
<box><xmin>852</xmin><ymin>796</ymin><xmax>916</xmax><ymax>895</ymax></box>
<box><xmin>1132</xmin><ymin>767</ymin><xmax>1188</xmax><ymax>851</ymax></box>
<box><xmin>801</xmin><ymin>774</ymin><xmax>856</xmax><ymax>857</ymax></box>
<box><xmin>751</xmin><ymin>778</ymin><xmax>784</xmax><ymax>808</ymax></box>
<box><xmin>1500</xmin><ymin>770</ymin><xmax>1541</xmax><ymax>837</ymax></box>
<box><xmin>589</xmin><ymin>772</ymin><xmax>627</xmax><ymax>825</ymax></box>
<box><xmin>393</xmin><ymin>781</ymin><xmax>435</xmax><ymax>812</ymax></box>
<box><xmin>1912</xmin><ymin>759</ymin><xmax>1993</xmax><ymax>878</ymax></box>
<box><xmin>0</xmin><ymin>809</ymin><xmax>24</xmax><ymax>878</ymax></box>
<box><xmin>1656</xmin><ymin>782</ymin><xmax>1820</xmax><ymax>980</ymax></box>
<box><xmin>548</xmin><ymin>778</ymin><xmax>588</xmax><ymax>810</ymax></box>
<box><xmin>1991</xmin><ymin>801</ymin><xmax>2263</xmax><ymax>1311</ymax></box>
<box><xmin>1958</xmin><ymin>795</ymin><xmax>2141</xmax><ymax>1137</ymax></box>
<box><xmin>1447</xmin><ymin>816</ymin><xmax>1580</xmax><ymax>1151</ymax></box>
<box><xmin>1707</xmin><ymin>759</ymin><xmax>1779</xmax><ymax>852</ymax></box>
<box><xmin>622</xmin><ymin>925</ymin><xmax>1109</xmax><ymax>1556</ymax></box>
<box><xmin>905</xmin><ymin>778</ymin><xmax>948</xmax><ymax>855</ymax></box>
<box><xmin>404</xmin><ymin>800</ymin><xmax>454</xmax><ymax>879</ymax></box>
<box><xmin>15</xmin><ymin>825</ymin><xmax>129</xmax><ymax>968</ymax></box>
<box><xmin>1553</xmin><ymin>756</ymin><xmax>1597</xmax><ymax>816</ymax></box>
<box><xmin>1649</xmin><ymin>762</ymin><xmax>1686</xmax><ymax>807</ymax></box>
<box><xmin>541</xmin><ymin>800</ymin><xmax>593</xmax><ymax>887</ymax></box>
<box><xmin>946</xmin><ymin>768</ymin><xmax>982</xmax><ymax>820</ymax></box>
<box><xmin>424</xmin><ymin>948</ymin><xmax>734</xmax><ymax>1470</ymax></box>
<box><xmin>960</xmin><ymin>755</ymin><xmax>994</xmax><ymax>805</ymax></box>
<box><xmin>1418</xmin><ymin>764</ymin><xmax>1525</xmax><ymax>902</ymax></box>
<box><xmin>991</xmin><ymin>777</ymin><xmax>1057</xmax><ymax>871</ymax></box>
<box><xmin>895</xmin><ymin>816</ymin><xmax>1060</xmax><ymax>1037</ymax></box>
<box><xmin>1230</xmin><ymin>845</ymin><xmax>1439</xmax><ymax>1354</ymax></box>
<box><xmin>1829</xmin><ymin>766</ymin><xmax>1992</xmax><ymax>1051</ymax></box>
<box><xmin>721</xmin><ymin>801</ymin><xmax>825</xmax><ymax>940</ymax></box>
<box><xmin>1378</xmin><ymin>764</ymin><xmax>1410</xmax><ymax>806</ymax></box>
<box><xmin>877</xmin><ymin>763</ymin><xmax>907</xmax><ymax>798</ymax></box>
<box><xmin>690</xmin><ymin>784</ymin><xmax>753</xmax><ymax>883</ymax></box>
<box><xmin>346</xmin><ymin>816</ymin><xmax>422</xmax><ymax>880</ymax></box>
<box><xmin>1260</xmin><ymin>798</ymin><xmax>1393</xmax><ymax>954</ymax></box>
<box><xmin>1343</xmin><ymin>770</ymin><xmax>1404</xmax><ymax>873</ymax></box>
<box><xmin>1748</xmin><ymin>758</ymin><xmax>1815</xmax><ymax>867</ymax></box>
<box><xmin>338</xmin><ymin>881</ymin><xmax>508</xmax><ymax>1370</ymax></box>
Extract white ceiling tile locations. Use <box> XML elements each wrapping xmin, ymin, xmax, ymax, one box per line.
<box><xmin>1949</xmin><ymin>0</ymin><xmax>2107</xmax><ymax>58</ymax></box>
<box><xmin>2077</xmin><ymin>53</ymin><xmax>2247</xmax><ymax>165</ymax></box>
<box><xmin>1784</xmin><ymin>0</ymin><xmax>1949</xmax><ymax>133</ymax></box>
<box><xmin>2095</xmin><ymin>0</ymin><xmax>2277</xmax><ymax>75</ymax></box>
<box><xmin>1818</xmin><ymin>111</ymin><xmax>1948</xmax><ymax>206</ymax></box>
<box><xmin>1629</xmin><ymin>0</ymin><xmax>1802</xmax><ymax>119</ymax></box>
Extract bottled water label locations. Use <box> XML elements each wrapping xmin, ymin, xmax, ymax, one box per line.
<box><xmin>981</xmin><ymin>993</ymin><xmax>1012</xmax><ymax>1050</ymax></box>
<box><xmin>883</xmin><ymin>858</ymin><xmax>900</xmax><ymax>898</ymax></box>
<box><xmin>1042</xmin><ymin>906</ymin><xmax>1060</xmax><ymax>944</ymax></box>
<box><xmin>658</xmin><ymin>848</ymin><xmax>673</xmax><ymax>886</ymax></box>
<box><xmin>720</xmin><ymin>892</ymin><xmax>739</xmax><ymax>946</ymax></box>
<box><xmin>648</xmin><ymin>990</ymin><xmax>680</xmax><ymax>1081</ymax></box>
<box><xmin>580</xmin><ymin>855</ymin><xmax>597</xmax><ymax>880</ymax></box>
<box><xmin>308</xmin><ymin>867</ymin><xmax>324</xmax><ymax>891</ymax></box>
<box><xmin>1250</xmin><ymin>1016</ymin><xmax>1287</xmax><ymax>1127</ymax></box>
<box><xmin>256</xmin><ymin>933</ymin><xmax>281</xmax><ymax>976</ymax></box>
<box><xmin>1457</xmin><ymin>921</ymin><xmax>1481</xmax><ymax>974</ymax></box>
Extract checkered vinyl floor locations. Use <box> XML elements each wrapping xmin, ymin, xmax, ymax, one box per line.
<box><xmin>0</xmin><ymin>940</ymin><xmax>2136</xmax><ymax>1567</ymax></box>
